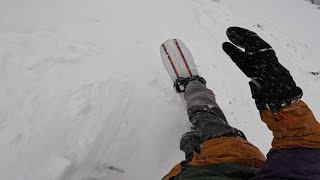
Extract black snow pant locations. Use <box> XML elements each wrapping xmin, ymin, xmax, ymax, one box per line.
<box><xmin>180</xmin><ymin>81</ymin><xmax>247</xmax><ymax>161</ymax></box>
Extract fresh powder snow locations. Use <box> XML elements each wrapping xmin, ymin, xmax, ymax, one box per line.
<box><xmin>0</xmin><ymin>0</ymin><xmax>319</xmax><ymax>179</ymax></box>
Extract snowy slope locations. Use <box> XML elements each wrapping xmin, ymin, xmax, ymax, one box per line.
<box><xmin>0</xmin><ymin>0</ymin><xmax>319</xmax><ymax>179</ymax></box>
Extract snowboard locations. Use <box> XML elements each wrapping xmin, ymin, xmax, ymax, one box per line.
<box><xmin>160</xmin><ymin>39</ymin><xmax>199</xmax><ymax>106</ymax></box>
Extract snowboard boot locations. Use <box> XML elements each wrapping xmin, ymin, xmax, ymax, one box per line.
<box><xmin>174</xmin><ymin>75</ymin><xmax>206</xmax><ymax>93</ymax></box>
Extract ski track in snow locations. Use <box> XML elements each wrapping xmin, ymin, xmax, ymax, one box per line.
<box><xmin>0</xmin><ymin>0</ymin><xmax>320</xmax><ymax>179</ymax></box>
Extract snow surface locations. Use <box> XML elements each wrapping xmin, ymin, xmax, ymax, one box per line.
<box><xmin>0</xmin><ymin>0</ymin><xmax>319</xmax><ymax>179</ymax></box>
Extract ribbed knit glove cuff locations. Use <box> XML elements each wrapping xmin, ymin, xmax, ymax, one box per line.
<box><xmin>254</xmin><ymin>86</ymin><xmax>303</xmax><ymax>112</ymax></box>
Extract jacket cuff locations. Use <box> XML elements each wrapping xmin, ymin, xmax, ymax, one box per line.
<box><xmin>259</xmin><ymin>100</ymin><xmax>320</xmax><ymax>149</ymax></box>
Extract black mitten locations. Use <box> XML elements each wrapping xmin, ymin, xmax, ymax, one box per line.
<box><xmin>222</xmin><ymin>27</ymin><xmax>303</xmax><ymax>113</ymax></box>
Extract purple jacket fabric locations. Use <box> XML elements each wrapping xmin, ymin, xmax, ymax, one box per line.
<box><xmin>252</xmin><ymin>147</ymin><xmax>320</xmax><ymax>179</ymax></box>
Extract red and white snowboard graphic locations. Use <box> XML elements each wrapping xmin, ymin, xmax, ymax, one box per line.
<box><xmin>160</xmin><ymin>39</ymin><xmax>199</xmax><ymax>106</ymax></box>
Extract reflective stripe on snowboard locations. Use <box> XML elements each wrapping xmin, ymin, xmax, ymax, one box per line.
<box><xmin>160</xmin><ymin>39</ymin><xmax>199</xmax><ymax>83</ymax></box>
<box><xmin>160</xmin><ymin>39</ymin><xmax>199</xmax><ymax>107</ymax></box>
<box><xmin>173</xmin><ymin>39</ymin><xmax>193</xmax><ymax>77</ymax></box>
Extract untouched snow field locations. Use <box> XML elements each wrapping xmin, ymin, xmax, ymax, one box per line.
<box><xmin>1</xmin><ymin>0</ymin><xmax>320</xmax><ymax>179</ymax></box>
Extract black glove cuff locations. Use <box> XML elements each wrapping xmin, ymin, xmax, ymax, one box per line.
<box><xmin>255</xmin><ymin>87</ymin><xmax>303</xmax><ymax>113</ymax></box>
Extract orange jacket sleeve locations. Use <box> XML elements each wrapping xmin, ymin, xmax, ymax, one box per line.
<box><xmin>260</xmin><ymin>100</ymin><xmax>320</xmax><ymax>149</ymax></box>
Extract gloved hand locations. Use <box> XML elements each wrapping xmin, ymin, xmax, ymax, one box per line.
<box><xmin>222</xmin><ymin>27</ymin><xmax>303</xmax><ymax>113</ymax></box>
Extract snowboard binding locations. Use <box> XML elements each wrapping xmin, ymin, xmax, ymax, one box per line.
<box><xmin>174</xmin><ymin>76</ymin><xmax>206</xmax><ymax>93</ymax></box>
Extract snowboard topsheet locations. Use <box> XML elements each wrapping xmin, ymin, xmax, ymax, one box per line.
<box><xmin>160</xmin><ymin>39</ymin><xmax>199</xmax><ymax>106</ymax></box>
